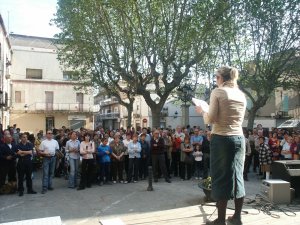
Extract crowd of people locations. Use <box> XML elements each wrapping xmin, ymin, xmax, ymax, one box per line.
<box><xmin>0</xmin><ymin>123</ymin><xmax>299</xmax><ymax>197</ymax></box>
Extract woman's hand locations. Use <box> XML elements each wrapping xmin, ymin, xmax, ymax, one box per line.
<box><xmin>195</xmin><ymin>106</ymin><xmax>203</xmax><ymax>114</ymax></box>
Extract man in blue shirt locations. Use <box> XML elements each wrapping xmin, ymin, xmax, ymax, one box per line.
<box><xmin>16</xmin><ymin>134</ymin><xmax>37</xmax><ymax>196</ymax></box>
<box><xmin>190</xmin><ymin>128</ymin><xmax>203</xmax><ymax>147</ymax></box>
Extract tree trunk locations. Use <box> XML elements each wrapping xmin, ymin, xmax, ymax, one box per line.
<box><xmin>247</xmin><ymin>107</ymin><xmax>258</xmax><ymax>130</ymax></box>
<box><xmin>126</xmin><ymin>103</ymin><xmax>133</xmax><ymax>128</ymax></box>
<box><xmin>151</xmin><ymin>107</ymin><xmax>161</xmax><ymax>129</ymax></box>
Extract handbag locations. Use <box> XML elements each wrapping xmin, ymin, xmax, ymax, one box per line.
<box><xmin>184</xmin><ymin>153</ymin><xmax>194</xmax><ymax>165</ymax></box>
<box><xmin>55</xmin><ymin>150</ymin><xmax>64</xmax><ymax>159</ymax></box>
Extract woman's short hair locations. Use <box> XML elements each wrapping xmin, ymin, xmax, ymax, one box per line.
<box><xmin>83</xmin><ymin>133</ymin><xmax>91</xmax><ymax>139</ymax></box>
<box><xmin>217</xmin><ymin>66</ymin><xmax>239</xmax><ymax>83</ymax></box>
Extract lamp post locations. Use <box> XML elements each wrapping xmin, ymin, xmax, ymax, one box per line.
<box><xmin>177</xmin><ymin>84</ymin><xmax>194</xmax><ymax>127</ymax></box>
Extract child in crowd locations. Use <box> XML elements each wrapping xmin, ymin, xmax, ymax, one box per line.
<box><xmin>97</xmin><ymin>138</ymin><xmax>112</xmax><ymax>185</ymax></box>
<box><xmin>193</xmin><ymin>143</ymin><xmax>203</xmax><ymax>179</ymax></box>
<box><xmin>258</xmin><ymin>136</ymin><xmax>272</xmax><ymax>180</ymax></box>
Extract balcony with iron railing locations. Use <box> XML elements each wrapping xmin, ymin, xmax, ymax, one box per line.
<box><xmin>12</xmin><ymin>102</ymin><xmax>92</xmax><ymax>113</ymax></box>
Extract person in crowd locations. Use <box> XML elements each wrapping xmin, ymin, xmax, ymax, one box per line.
<box><xmin>196</xmin><ymin>66</ymin><xmax>246</xmax><ymax>225</ymax></box>
<box><xmin>65</xmin><ymin>131</ymin><xmax>80</xmax><ymax>189</ymax></box>
<box><xmin>97</xmin><ymin>138</ymin><xmax>112</xmax><ymax>185</ymax></box>
<box><xmin>180</xmin><ymin>136</ymin><xmax>193</xmax><ymax>180</ymax></box>
<box><xmin>122</xmin><ymin>133</ymin><xmax>132</xmax><ymax>181</ymax></box>
<box><xmin>13</xmin><ymin>128</ymin><xmax>21</xmax><ymax>145</ymax></box>
<box><xmin>150</xmin><ymin>130</ymin><xmax>171</xmax><ymax>183</ymax></box>
<box><xmin>291</xmin><ymin>135</ymin><xmax>299</xmax><ymax>159</ymax></box>
<box><xmin>281</xmin><ymin>135</ymin><xmax>292</xmax><ymax>160</ymax></box>
<box><xmin>202</xmin><ymin>131</ymin><xmax>211</xmax><ymax>179</ymax></box>
<box><xmin>243</xmin><ymin>132</ymin><xmax>252</xmax><ymax>181</ymax></box>
<box><xmin>162</xmin><ymin>130</ymin><xmax>172</xmax><ymax>179</ymax></box>
<box><xmin>139</xmin><ymin>127</ymin><xmax>151</xmax><ymax>145</ymax></box>
<box><xmin>38</xmin><ymin>130</ymin><xmax>59</xmax><ymax>194</ymax></box>
<box><xmin>268</xmin><ymin>132</ymin><xmax>280</xmax><ymax>161</ymax></box>
<box><xmin>258</xmin><ymin>136</ymin><xmax>272</xmax><ymax>180</ymax></box>
<box><xmin>16</xmin><ymin>134</ymin><xmax>37</xmax><ymax>196</ymax></box>
<box><xmin>171</xmin><ymin>133</ymin><xmax>182</xmax><ymax>177</ymax></box>
<box><xmin>190</xmin><ymin>128</ymin><xmax>203</xmax><ymax>146</ymax></box>
<box><xmin>0</xmin><ymin>134</ymin><xmax>17</xmax><ymax>193</ymax></box>
<box><xmin>127</xmin><ymin>134</ymin><xmax>141</xmax><ymax>183</ymax></box>
<box><xmin>110</xmin><ymin>134</ymin><xmax>126</xmax><ymax>183</ymax></box>
<box><xmin>280</xmin><ymin>132</ymin><xmax>289</xmax><ymax>150</ymax></box>
<box><xmin>193</xmin><ymin>143</ymin><xmax>203</xmax><ymax>180</ymax></box>
<box><xmin>108</xmin><ymin>131</ymin><xmax>114</xmax><ymax>144</ymax></box>
<box><xmin>78</xmin><ymin>133</ymin><xmax>95</xmax><ymax>190</ymax></box>
<box><xmin>175</xmin><ymin>126</ymin><xmax>185</xmax><ymax>142</ymax></box>
<box><xmin>254</xmin><ymin>129</ymin><xmax>265</xmax><ymax>174</ymax></box>
<box><xmin>139</xmin><ymin>133</ymin><xmax>150</xmax><ymax>180</ymax></box>
<box><xmin>55</xmin><ymin>129</ymin><xmax>68</xmax><ymax>177</ymax></box>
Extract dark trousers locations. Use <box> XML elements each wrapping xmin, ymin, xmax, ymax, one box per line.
<box><xmin>171</xmin><ymin>151</ymin><xmax>180</xmax><ymax>176</ymax></box>
<box><xmin>100</xmin><ymin>162</ymin><xmax>111</xmax><ymax>182</ymax></box>
<box><xmin>17</xmin><ymin>159</ymin><xmax>33</xmax><ymax>192</ymax></box>
<box><xmin>139</xmin><ymin>157</ymin><xmax>148</xmax><ymax>179</ymax></box>
<box><xmin>243</xmin><ymin>155</ymin><xmax>251</xmax><ymax>178</ymax></box>
<box><xmin>164</xmin><ymin>152</ymin><xmax>171</xmax><ymax>177</ymax></box>
<box><xmin>202</xmin><ymin>153</ymin><xmax>210</xmax><ymax>179</ymax></box>
<box><xmin>79</xmin><ymin>159</ymin><xmax>94</xmax><ymax>188</ymax></box>
<box><xmin>252</xmin><ymin>150</ymin><xmax>259</xmax><ymax>172</ymax></box>
<box><xmin>0</xmin><ymin>161</ymin><xmax>16</xmax><ymax>186</ymax></box>
<box><xmin>194</xmin><ymin>160</ymin><xmax>202</xmax><ymax>178</ymax></box>
<box><xmin>124</xmin><ymin>155</ymin><xmax>129</xmax><ymax>180</ymax></box>
<box><xmin>152</xmin><ymin>154</ymin><xmax>168</xmax><ymax>180</ymax></box>
<box><xmin>112</xmin><ymin>160</ymin><xmax>124</xmax><ymax>181</ymax></box>
<box><xmin>180</xmin><ymin>162</ymin><xmax>192</xmax><ymax>180</ymax></box>
<box><xmin>128</xmin><ymin>158</ymin><xmax>140</xmax><ymax>182</ymax></box>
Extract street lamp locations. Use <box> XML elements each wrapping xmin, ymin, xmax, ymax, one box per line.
<box><xmin>177</xmin><ymin>84</ymin><xmax>194</xmax><ymax>127</ymax></box>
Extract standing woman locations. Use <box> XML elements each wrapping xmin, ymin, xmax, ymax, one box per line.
<box><xmin>78</xmin><ymin>133</ymin><xmax>95</xmax><ymax>190</ymax></box>
<box><xmin>65</xmin><ymin>131</ymin><xmax>80</xmax><ymax>189</ymax></box>
<box><xmin>180</xmin><ymin>136</ymin><xmax>193</xmax><ymax>180</ymax></box>
<box><xmin>196</xmin><ymin>66</ymin><xmax>246</xmax><ymax>225</ymax></box>
<box><xmin>127</xmin><ymin>134</ymin><xmax>141</xmax><ymax>183</ymax></box>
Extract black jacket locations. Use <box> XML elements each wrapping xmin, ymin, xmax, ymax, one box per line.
<box><xmin>0</xmin><ymin>143</ymin><xmax>18</xmax><ymax>163</ymax></box>
<box><xmin>150</xmin><ymin>137</ymin><xmax>165</xmax><ymax>155</ymax></box>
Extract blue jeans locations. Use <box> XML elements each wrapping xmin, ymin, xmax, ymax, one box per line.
<box><xmin>42</xmin><ymin>157</ymin><xmax>55</xmax><ymax>190</ymax></box>
<box><xmin>68</xmin><ymin>158</ymin><xmax>79</xmax><ymax>188</ymax></box>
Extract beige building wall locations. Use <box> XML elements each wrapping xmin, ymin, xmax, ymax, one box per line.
<box><xmin>10</xmin><ymin>113</ymin><xmax>93</xmax><ymax>134</ymax></box>
<box><xmin>10</xmin><ymin>113</ymin><xmax>46</xmax><ymax>134</ymax></box>
<box><xmin>9</xmin><ymin>34</ymin><xmax>94</xmax><ymax>133</ymax></box>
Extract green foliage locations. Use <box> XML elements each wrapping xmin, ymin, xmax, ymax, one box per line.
<box><xmin>53</xmin><ymin>0</ymin><xmax>230</xmax><ymax>127</ymax></box>
<box><xmin>216</xmin><ymin>0</ymin><xmax>300</xmax><ymax>128</ymax></box>
<box><xmin>201</xmin><ymin>176</ymin><xmax>212</xmax><ymax>189</ymax></box>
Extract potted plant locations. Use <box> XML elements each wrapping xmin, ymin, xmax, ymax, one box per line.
<box><xmin>198</xmin><ymin>177</ymin><xmax>214</xmax><ymax>202</ymax></box>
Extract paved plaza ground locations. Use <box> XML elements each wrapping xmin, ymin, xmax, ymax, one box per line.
<box><xmin>0</xmin><ymin>171</ymin><xmax>299</xmax><ymax>225</ymax></box>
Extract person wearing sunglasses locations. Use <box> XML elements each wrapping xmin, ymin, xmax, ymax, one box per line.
<box><xmin>38</xmin><ymin>130</ymin><xmax>59</xmax><ymax>194</ymax></box>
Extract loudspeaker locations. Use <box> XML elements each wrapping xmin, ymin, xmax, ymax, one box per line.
<box><xmin>272</xmin><ymin>160</ymin><xmax>300</xmax><ymax>197</ymax></box>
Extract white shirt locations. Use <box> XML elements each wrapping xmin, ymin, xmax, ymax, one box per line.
<box><xmin>40</xmin><ymin>139</ymin><xmax>59</xmax><ymax>156</ymax></box>
<box><xmin>282</xmin><ymin>142</ymin><xmax>292</xmax><ymax>159</ymax></box>
<box><xmin>66</xmin><ymin>139</ymin><xmax>80</xmax><ymax>159</ymax></box>
<box><xmin>123</xmin><ymin>139</ymin><xmax>132</xmax><ymax>155</ymax></box>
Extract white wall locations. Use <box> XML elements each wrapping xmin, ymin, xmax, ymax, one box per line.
<box><xmin>11</xmin><ymin>48</ymin><xmax>63</xmax><ymax>81</ymax></box>
<box><xmin>0</xmin><ymin>24</ymin><xmax>12</xmax><ymax>128</ymax></box>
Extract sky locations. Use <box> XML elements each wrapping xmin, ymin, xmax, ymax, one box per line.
<box><xmin>0</xmin><ymin>0</ymin><xmax>60</xmax><ymax>38</ymax></box>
